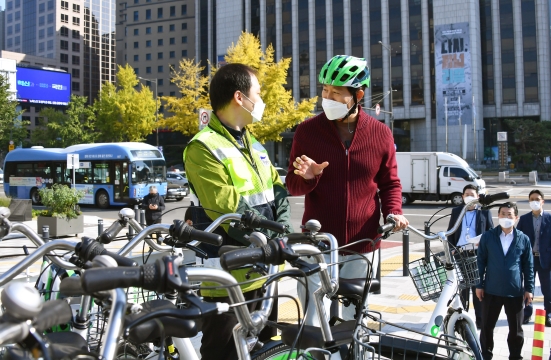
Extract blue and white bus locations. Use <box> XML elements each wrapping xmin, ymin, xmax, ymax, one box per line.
<box><xmin>3</xmin><ymin>142</ymin><xmax>168</xmax><ymax>208</ymax></box>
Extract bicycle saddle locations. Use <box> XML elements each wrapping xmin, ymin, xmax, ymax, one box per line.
<box><xmin>123</xmin><ymin>299</ymin><xmax>198</xmax><ymax>344</ymax></box>
<box><xmin>336</xmin><ymin>278</ymin><xmax>380</xmax><ymax>301</ymax></box>
<box><xmin>46</xmin><ymin>332</ymin><xmax>91</xmax><ymax>359</ymax></box>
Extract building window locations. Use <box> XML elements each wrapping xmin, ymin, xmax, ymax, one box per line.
<box><xmin>181</xmin><ymin>36</ymin><xmax>187</xmax><ymax>44</ymax></box>
<box><xmin>158</xmin><ymin>25</ymin><xmax>163</xmax><ymax>33</ymax></box>
<box><xmin>60</xmin><ymin>40</ymin><xmax>68</xmax><ymax>50</ymax></box>
<box><xmin>158</xmin><ymin>39</ymin><xmax>163</xmax><ymax>46</ymax></box>
<box><xmin>169</xmin><ymin>51</ymin><xmax>175</xmax><ymax>58</ymax></box>
<box><xmin>7</xmin><ymin>14</ymin><xmax>12</xmax><ymax>23</ymax></box>
<box><xmin>47</xmin><ymin>40</ymin><xmax>53</xmax><ymax>50</ymax></box>
<box><xmin>169</xmin><ymin>24</ymin><xmax>175</xmax><ymax>31</ymax></box>
<box><xmin>38</xmin><ymin>29</ymin><xmax>44</xmax><ymax>38</ymax></box>
<box><xmin>61</xmin><ymin>14</ymin><xmax>68</xmax><ymax>23</ymax></box>
<box><xmin>182</xmin><ymin>22</ymin><xmax>187</xmax><ymax>30</ymax></box>
<box><xmin>61</xmin><ymin>1</ymin><xmax>68</xmax><ymax>10</ymax></box>
<box><xmin>146</xmin><ymin>53</ymin><xmax>151</xmax><ymax>60</ymax></box>
<box><xmin>134</xmin><ymin>0</ymin><xmax>138</xmax><ymax>3</ymax></box>
<box><xmin>73</xmin><ymin>4</ymin><xmax>80</xmax><ymax>12</ymax></box>
<box><xmin>181</xmin><ymin>50</ymin><xmax>187</xmax><ymax>57</ymax></box>
<box><xmin>158</xmin><ymin>66</ymin><xmax>163</xmax><ymax>73</ymax></box>
<box><xmin>146</xmin><ymin>40</ymin><xmax>151</xmax><ymax>47</ymax></box>
<box><xmin>158</xmin><ymin>79</ymin><xmax>164</xmax><ymax>86</ymax></box>
<box><xmin>72</xmin><ymin>68</ymin><xmax>80</xmax><ymax>79</ymax></box>
<box><xmin>157</xmin><ymin>7</ymin><xmax>163</xmax><ymax>18</ymax></box>
<box><xmin>146</xmin><ymin>27</ymin><xmax>151</xmax><ymax>34</ymax></box>
<box><xmin>181</xmin><ymin>4</ymin><xmax>186</xmax><ymax>15</ymax></box>
<box><xmin>39</xmin><ymin>42</ymin><xmax>45</xmax><ymax>52</ymax></box>
<box><xmin>146</xmin><ymin>66</ymin><xmax>151</xmax><ymax>74</ymax></box>
<box><xmin>145</xmin><ymin>9</ymin><xmax>151</xmax><ymax>20</ymax></box>
<box><xmin>7</xmin><ymin>38</ymin><xmax>12</xmax><ymax>47</ymax></box>
<box><xmin>170</xmin><ymin>5</ymin><xmax>176</xmax><ymax>16</ymax></box>
<box><xmin>134</xmin><ymin>11</ymin><xmax>138</xmax><ymax>21</ymax></box>
<box><xmin>157</xmin><ymin>52</ymin><xmax>163</xmax><ymax>59</ymax></box>
<box><xmin>72</xmin><ymin>29</ymin><xmax>80</xmax><ymax>39</ymax></box>
<box><xmin>15</xmin><ymin>24</ymin><xmax>20</xmax><ymax>33</ymax></box>
<box><xmin>39</xmin><ymin>16</ymin><xmax>45</xmax><ymax>26</ymax></box>
<box><xmin>47</xmin><ymin>27</ymin><xmax>54</xmax><ymax>37</ymax></box>
<box><xmin>38</xmin><ymin>3</ymin><xmax>44</xmax><ymax>11</ymax></box>
<box><xmin>73</xmin><ymin>17</ymin><xmax>80</xmax><ymax>25</ymax></box>
<box><xmin>133</xmin><ymin>29</ymin><xmax>139</xmax><ymax>36</ymax></box>
<box><xmin>15</xmin><ymin>0</ymin><xmax>19</xmax><ymax>7</ymax></box>
<box><xmin>60</xmin><ymin>27</ymin><xmax>69</xmax><ymax>37</ymax></box>
<box><xmin>134</xmin><ymin>42</ymin><xmax>139</xmax><ymax>48</ymax></box>
<box><xmin>72</xmin><ymin>42</ymin><xmax>80</xmax><ymax>52</ymax></box>
<box><xmin>7</xmin><ymin>1</ymin><xmax>12</xmax><ymax>10</ymax></box>
<box><xmin>14</xmin><ymin>36</ymin><xmax>20</xmax><ymax>45</ymax></box>
<box><xmin>15</xmin><ymin>11</ymin><xmax>20</xmax><ymax>20</ymax></box>
<box><xmin>170</xmin><ymin>91</ymin><xmax>175</xmax><ymax>96</ymax></box>
<box><xmin>72</xmin><ymin>55</ymin><xmax>80</xmax><ymax>65</ymax></box>
<box><xmin>47</xmin><ymin>0</ymin><xmax>53</xmax><ymax>10</ymax></box>
<box><xmin>134</xmin><ymin>55</ymin><xmax>139</xmax><ymax>61</ymax></box>
<box><xmin>72</xmin><ymin>82</ymin><xmax>80</xmax><ymax>91</ymax></box>
<box><xmin>169</xmin><ymin>37</ymin><xmax>175</xmax><ymax>45</ymax></box>
<box><xmin>60</xmin><ymin>53</ymin><xmax>69</xmax><ymax>63</ymax></box>
<box><xmin>47</xmin><ymin>13</ymin><xmax>54</xmax><ymax>24</ymax></box>
<box><xmin>7</xmin><ymin>26</ymin><xmax>12</xmax><ymax>35</ymax></box>
<box><xmin>135</xmin><ymin>68</ymin><xmax>139</xmax><ymax>75</ymax></box>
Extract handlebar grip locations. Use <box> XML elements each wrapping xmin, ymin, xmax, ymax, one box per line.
<box><xmin>284</xmin><ymin>233</ymin><xmax>313</xmax><ymax>244</ymax></box>
<box><xmin>100</xmin><ymin>250</ymin><xmax>138</xmax><ymax>267</ymax></box>
<box><xmin>99</xmin><ymin>221</ymin><xmax>125</xmax><ymax>244</ymax></box>
<box><xmin>377</xmin><ymin>222</ymin><xmax>395</xmax><ymax>234</ymax></box>
<box><xmin>220</xmin><ymin>247</ymin><xmax>265</xmax><ymax>271</ymax></box>
<box><xmin>170</xmin><ymin>221</ymin><xmax>223</xmax><ymax>246</ymax></box>
<box><xmin>189</xmin><ymin>228</ymin><xmax>223</xmax><ymax>246</ymax></box>
<box><xmin>33</xmin><ymin>300</ymin><xmax>73</xmax><ymax>332</ymax></box>
<box><xmin>81</xmin><ymin>267</ymin><xmax>143</xmax><ymax>294</ymax></box>
<box><xmin>241</xmin><ymin>211</ymin><xmax>286</xmax><ymax>234</ymax></box>
<box><xmin>60</xmin><ymin>277</ymin><xmax>85</xmax><ymax>297</ymax></box>
<box><xmin>479</xmin><ymin>192</ymin><xmax>510</xmax><ymax>205</ymax></box>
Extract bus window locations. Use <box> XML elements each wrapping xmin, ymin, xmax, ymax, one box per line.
<box><xmin>93</xmin><ymin>162</ymin><xmax>110</xmax><ymax>184</ymax></box>
<box><xmin>122</xmin><ymin>162</ymin><xmax>129</xmax><ymax>186</ymax></box>
<box><xmin>73</xmin><ymin>168</ymin><xmax>92</xmax><ymax>184</ymax></box>
<box><xmin>34</xmin><ymin>163</ymin><xmax>50</xmax><ymax>178</ymax></box>
<box><xmin>16</xmin><ymin>164</ymin><xmax>33</xmax><ymax>177</ymax></box>
<box><xmin>131</xmin><ymin>160</ymin><xmax>166</xmax><ymax>183</ymax></box>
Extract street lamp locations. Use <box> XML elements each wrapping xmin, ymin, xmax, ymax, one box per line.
<box><xmin>379</xmin><ymin>41</ymin><xmax>393</xmax><ymax>136</ymax></box>
<box><xmin>137</xmin><ymin>76</ymin><xmax>159</xmax><ymax>147</ymax></box>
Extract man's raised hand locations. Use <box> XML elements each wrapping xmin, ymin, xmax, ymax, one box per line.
<box><xmin>293</xmin><ymin>155</ymin><xmax>329</xmax><ymax>180</ymax></box>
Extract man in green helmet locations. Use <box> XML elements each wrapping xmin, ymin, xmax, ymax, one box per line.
<box><xmin>287</xmin><ymin>55</ymin><xmax>408</xmax><ymax>323</ymax></box>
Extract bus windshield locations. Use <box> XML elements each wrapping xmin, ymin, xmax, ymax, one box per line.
<box><xmin>132</xmin><ymin>160</ymin><xmax>166</xmax><ymax>183</ymax></box>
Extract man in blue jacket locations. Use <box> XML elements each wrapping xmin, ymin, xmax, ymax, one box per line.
<box><xmin>476</xmin><ymin>202</ymin><xmax>534</xmax><ymax>360</ymax></box>
<box><xmin>518</xmin><ymin>189</ymin><xmax>551</xmax><ymax>325</ymax></box>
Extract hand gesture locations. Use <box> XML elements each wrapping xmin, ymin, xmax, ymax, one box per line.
<box><xmin>391</xmin><ymin>214</ymin><xmax>409</xmax><ymax>231</ymax></box>
<box><xmin>524</xmin><ymin>291</ymin><xmax>533</xmax><ymax>305</ymax></box>
<box><xmin>292</xmin><ymin>155</ymin><xmax>329</xmax><ymax>180</ymax></box>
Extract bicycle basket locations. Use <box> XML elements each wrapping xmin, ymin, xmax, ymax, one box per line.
<box><xmin>451</xmin><ymin>245</ymin><xmax>480</xmax><ymax>290</ymax></box>
<box><xmin>408</xmin><ymin>256</ymin><xmax>447</xmax><ymax>301</ymax></box>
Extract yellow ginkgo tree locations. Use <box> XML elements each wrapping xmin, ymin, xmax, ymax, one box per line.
<box><xmin>163</xmin><ymin>32</ymin><xmax>317</xmax><ymax>143</ymax></box>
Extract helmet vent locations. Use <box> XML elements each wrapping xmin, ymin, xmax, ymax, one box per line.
<box><xmin>349</xmin><ymin>65</ymin><xmax>358</xmax><ymax>73</ymax></box>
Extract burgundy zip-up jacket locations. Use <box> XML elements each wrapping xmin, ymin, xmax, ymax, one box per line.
<box><xmin>286</xmin><ymin>107</ymin><xmax>403</xmax><ymax>253</ymax></box>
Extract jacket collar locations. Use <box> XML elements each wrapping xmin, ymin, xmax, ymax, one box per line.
<box><xmin>208</xmin><ymin>112</ymin><xmax>252</xmax><ymax>148</ymax></box>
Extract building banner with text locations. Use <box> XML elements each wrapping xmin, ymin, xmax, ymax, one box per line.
<box><xmin>435</xmin><ymin>22</ymin><xmax>472</xmax><ymax>126</ymax></box>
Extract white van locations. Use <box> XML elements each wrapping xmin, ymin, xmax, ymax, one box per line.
<box><xmin>396</xmin><ymin>152</ymin><xmax>486</xmax><ymax>205</ymax></box>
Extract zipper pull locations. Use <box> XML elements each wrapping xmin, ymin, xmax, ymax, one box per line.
<box><xmin>345</xmin><ymin>149</ymin><xmax>348</xmax><ymax>156</ymax></box>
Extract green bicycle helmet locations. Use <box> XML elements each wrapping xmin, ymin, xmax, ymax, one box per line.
<box><xmin>319</xmin><ymin>55</ymin><xmax>371</xmax><ymax>88</ymax></box>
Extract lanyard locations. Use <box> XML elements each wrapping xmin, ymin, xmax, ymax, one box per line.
<box><xmin>465</xmin><ymin>210</ymin><xmax>476</xmax><ymax>231</ymax></box>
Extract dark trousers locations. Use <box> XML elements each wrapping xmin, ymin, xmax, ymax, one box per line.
<box><xmin>480</xmin><ymin>293</ymin><xmax>524</xmax><ymax>360</ymax></box>
<box><xmin>199</xmin><ymin>287</ymin><xmax>279</xmax><ymax>360</ymax></box>
<box><xmin>524</xmin><ymin>257</ymin><xmax>551</xmax><ymax>318</ymax></box>
<box><xmin>145</xmin><ymin>218</ymin><xmax>161</xmax><ymax>241</ymax></box>
<box><xmin>461</xmin><ymin>286</ymin><xmax>482</xmax><ymax>324</ymax></box>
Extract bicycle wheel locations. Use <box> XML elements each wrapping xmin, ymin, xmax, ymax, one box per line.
<box><xmin>251</xmin><ymin>340</ymin><xmax>315</xmax><ymax>360</ymax></box>
<box><xmin>455</xmin><ymin>320</ymin><xmax>483</xmax><ymax>360</ymax></box>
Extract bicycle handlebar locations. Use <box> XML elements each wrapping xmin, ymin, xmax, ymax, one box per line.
<box><xmin>220</xmin><ymin>238</ymin><xmax>299</xmax><ymax>271</ymax></box>
<box><xmin>76</xmin><ymin>237</ymin><xmax>138</xmax><ymax>267</ymax></box>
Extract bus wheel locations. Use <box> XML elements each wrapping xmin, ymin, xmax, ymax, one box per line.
<box><xmin>31</xmin><ymin>188</ymin><xmax>41</xmax><ymax>205</ymax></box>
<box><xmin>96</xmin><ymin>190</ymin><xmax>110</xmax><ymax>209</ymax></box>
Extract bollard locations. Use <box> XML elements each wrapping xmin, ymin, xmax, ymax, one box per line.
<box><xmin>42</xmin><ymin>225</ymin><xmax>50</xmax><ymax>242</ymax></box>
<box><xmin>134</xmin><ymin>204</ymin><xmax>139</xmax><ymax>221</ymax></box>
<box><xmin>98</xmin><ymin>219</ymin><xmax>104</xmax><ymax>237</ymax></box>
<box><xmin>403</xmin><ymin>230</ymin><xmax>409</xmax><ymax>276</ymax></box>
<box><xmin>374</xmin><ymin>248</ymin><xmax>381</xmax><ymax>295</ymax></box>
<box><xmin>532</xmin><ymin>308</ymin><xmax>546</xmax><ymax>360</ymax></box>
<box><xmin>424</xmin><ymin>221</ymin><xmax>431</xmax><ymax>262</ymax></box>
<box><xmin>140</xmin><ymin>210</ymin><xmax>146</xmax><ymax>227</ymax></box>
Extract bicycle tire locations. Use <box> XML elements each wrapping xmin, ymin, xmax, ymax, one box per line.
<box><xmin>455</xmin><ymin>320</ymin><xmax>483</xmax><ymax>360</ymax></box>
<box><xmin>251</xmin><ymin>340</ymin><xmax>315</xmax><ymax>360</ymax></box>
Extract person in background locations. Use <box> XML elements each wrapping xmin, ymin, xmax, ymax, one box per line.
<box><xmin>446</xmin><ymin>184</ymin><xmax>494</xmax><ymax>329</ymax></box>
<box><xmin>517</xmin><ymin>189</ymin><xmax>551</xmax><ymax>325</ymax></box>
<box><xmin>141</xmin><ymin>185</ymin><xmax>165</xmax><ymax>242</ymax></box>
<box><xmin>476</xmin><ymin>202</ymin><xmax>534</xmax><ymax>360</ymax></box>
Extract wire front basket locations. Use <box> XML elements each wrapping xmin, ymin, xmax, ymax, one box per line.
<box><xmin>451</xmin><ymin>245</ymin><xmax>480</xmax><ymax>290</ymax></box>
<box><xmin>408</xmin><ymin>256</ymin><xmax>447</xmax><ymax>301</ymax></box>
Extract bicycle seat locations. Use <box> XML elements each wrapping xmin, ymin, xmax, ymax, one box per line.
<box><xmin>279</xmin><ymin>320</ymin><xmax>356</xmax><ymax>350</ymax></box>
<box><xmin>123</xmin><ymin>299</ymin><xmax>198</xmax><ymax>343</ymax></box>
<box><xmin>337</xmin><ymin>278</ymin><xmax>380</xmax><ymax>301</ymax></box>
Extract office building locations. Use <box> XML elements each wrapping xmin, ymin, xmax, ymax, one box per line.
<box><xmin>197</xmin><ymin>0</ymin><xmax>551</xmax><ymax>165</ymax></box>
<box><xmin>0</xmin><ymin>9</ymin><xmax>5</xmax><ymax>51</ymax></box>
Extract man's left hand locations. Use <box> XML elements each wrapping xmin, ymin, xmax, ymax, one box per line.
<box><xmin>391</xmin><ymin>215</ymin><xmax>409</xmax><ymax>232</ymax></box>
<box><xmin>524</xmin><ymin>291</ymin><xmax>534</xmax><ymax>305</ymax></box>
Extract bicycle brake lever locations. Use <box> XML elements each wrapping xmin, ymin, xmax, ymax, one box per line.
<box><xmin>245</xmin><ymin>263</ymin><xmax>268</xmax><ymax>279</ymax></box>
<box><xmin>184</xmin><ymin>243</ymin><xmax>209</xmax><ymax>259</ymax></box>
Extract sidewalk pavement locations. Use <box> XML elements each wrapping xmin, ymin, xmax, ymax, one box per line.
<box><xmin>0</xmin><ymin>218</ymin><xmax>549</xmax><ymax>360</ymax></box>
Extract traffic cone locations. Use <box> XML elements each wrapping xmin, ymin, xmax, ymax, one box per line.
<box><xmin>532</xmin><ymin>308</ymin><xmax>546</xmax><ymax>360</ymax></box>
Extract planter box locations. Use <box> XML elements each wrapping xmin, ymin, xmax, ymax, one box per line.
<box><xmin>37</xmin><ymin>215</ymin><xmax>84</xmax><ymax>237</ymax></box>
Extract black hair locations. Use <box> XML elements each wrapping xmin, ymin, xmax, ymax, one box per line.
<box><xmin>498</xmin><ymin>202</ymin><xmax>518</xmax><ymax>216</ymax></box>
<box><xmin>529</xmin><ymin>189</ymin><xmax>545</xmax><ymax>200</ymax></box>
<box><xmin>462</xmin><ymin>184</ymin><xmax>478</xmax><ymax>195</ymax></box>
<box><xmin>209</xmin><ymin>63</ymin><xmax>258</xmax><ymax>113</ymax></box>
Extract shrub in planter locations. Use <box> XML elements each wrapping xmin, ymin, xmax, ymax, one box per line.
<box><xmin>38</xmin><ymin>184</ymin><xmax>84</xmax><ymax>220</ymax></box>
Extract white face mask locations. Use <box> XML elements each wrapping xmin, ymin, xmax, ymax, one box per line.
<box><xmin>463</xmin><ymin>196</ymin><xmax>477</xmax><ymax>206</ymax></box>
<box><xmin>499</xmin><ymin>217</ymin><xmax>516</xmax><ymax>229</ymax></box>
<box><xmin>322</xmin><ymin>98</ymin><xmax>353</xmax><ymax>120</ymax></box>
<box><xmin>241</xmin><ymin>93</ymin><xmax>266</xmax><ymax>123</ymax></box>
<box><xmin>530</xmin><ymin>201</ymin><xmax>542</xmax><ymax>211</ymax></box>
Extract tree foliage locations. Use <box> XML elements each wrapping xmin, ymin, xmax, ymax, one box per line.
<box><xmin>0</xmin><ymin>74</ymin><xmax>26</xmax><ymax>157</ymax></box>
<box><xmin>94</xmin><ymin>64</ymin><xmax>159</xmax><ymax>142</ymax></box>
<box><xmin>32</xmin><ymin>95</ymin><xmax>97</xmax><ymax>147</ymax></box>
<box><xmin>160</xmin><ymin>59</ymin><xmax>210</xmax><ymax>136</ymax></box>
<box><xmin>165</xmin><ymin>32</ymin><xmax>317</xmax><ymax>142</ymax></box>
<box><xmin>505</xmin><ymin>119</ymin><xmax>551</xmax><ymax>170</ymax></box>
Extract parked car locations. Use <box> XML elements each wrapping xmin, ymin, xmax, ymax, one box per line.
<box><xmin>0</xmin><ymin>169</ymin><xmax>3</xmax><ymax>183</ymax></box>
<box><xmin>275</xmin><ymin>167</ymin><xmax>287</xmax><ymax>184</ymax></box>
<box><xmin>167</xmin><ymin>171</ymin><xmax>188</xmax><ymax>188</ymax></box>
<box><xmin>165</xmin><ymin>186</ymin><xmax>187</xmax><ymax>201</ymax></box>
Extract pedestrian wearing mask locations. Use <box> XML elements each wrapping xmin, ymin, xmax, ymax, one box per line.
<box><xmin>446</xmin><ymin>184</ymin><xmax>494</xmax><ymax>329</ymax></box>
<box><xmin>476</xmin><ymin>202</ymin><xmax>534</xmax><ymax>360</ymax></box>
<box><xmin>141</xmin><ymin>185</ymin><xmax>165</xmax><ymax>242</ymax></box>
<box><xmin>517</xmin><ymin>189</ymin><xmax>551</xmax><ymax>325</ymax></box>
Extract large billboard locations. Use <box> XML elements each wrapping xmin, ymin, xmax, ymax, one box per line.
<box><xmin>16</xmin><ymin>67</ymin><xmax>71</xmax><ymax>106</ymax></box>
<box><xmin>434</xmin><ymin>22</ymin><xmax>472</xmax><ymax>126</ymax></box>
